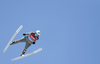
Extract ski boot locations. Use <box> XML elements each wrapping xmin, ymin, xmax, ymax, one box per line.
<box><xmin>10</xmin><ymin>41</ymin><xmax>15</xmax><ymax>45</ymax></box>
<box><xmin>20</xmin><ymin>54</ymin><xmax>25</xmax><ymax>56</ymax></box>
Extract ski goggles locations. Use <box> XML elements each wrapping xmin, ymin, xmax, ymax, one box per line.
<box><xmin>35</xmin><ymin>33</ymin><xmax>39</xmax><ymax>36</ymax></box>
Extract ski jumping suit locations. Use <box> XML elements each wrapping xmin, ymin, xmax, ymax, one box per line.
<box><xmin>10</xmin><ymin>32</ymin><xmax>39</xmax><ymax>56</ymax></box>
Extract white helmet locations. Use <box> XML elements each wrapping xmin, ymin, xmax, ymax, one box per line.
<box><xmin>36</xmin><ymin>30</ymin><xmax>41</xmax><ymax>36</ymax></box>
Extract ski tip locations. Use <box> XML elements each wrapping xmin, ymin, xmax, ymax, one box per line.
<box><xmin>16</xmin><ymin>25</ymin><xmax>23</xmax><ymax>33</ymax></box>
<box><xmin>20</xmin><ymin>25</ymin><xmax>23</xmax><ymax>27</ymax></box>
<box><xmin>34</xmin><ymin>48</ymin><xmax>42</xmax><ymax>53</ymax></box>
<box><xmin>39</xmin><ymin>48</ymin><xmax>42</xmax><ymax>49</ymax></box>
<box><xmin>40</xmin><ymin>48</ymin><xmax>42</xmax><ymax>50</ymax></box>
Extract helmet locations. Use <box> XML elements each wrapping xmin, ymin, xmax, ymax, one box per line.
<box><xmin>35</xmin><ymin>30</ymin><xmax>41</xmax><ymax>36</ymax></box>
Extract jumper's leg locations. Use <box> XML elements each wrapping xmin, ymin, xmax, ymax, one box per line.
<box><xmin>10</xmin><ymin>37</ymin><xmax>26</xmax><ymax>45</ymax></box>
<box><xmin>20</xmin><ymin>41</ymin><xmax>31</xmax><ymax>56</ymax></box>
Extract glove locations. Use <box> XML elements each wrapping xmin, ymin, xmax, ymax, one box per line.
<box><xmin>23</xmin><ymin>33</ymin><xmax>26</xmax><ymax>36</ymax></box>
<box><xmin>33</xmin><ymin>42</ymin><xmax>35</xmax><ymax>44</ymax></box>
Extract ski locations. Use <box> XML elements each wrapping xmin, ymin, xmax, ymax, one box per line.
<box><xmin>3</xmin><ymin>25</ymin><xmax>23</xmax><ymax>53</ymax></box>
<box><xmin>11</xmin><ymin>48</ymin><xmax>42</xmax><ymax>61</ymax></box>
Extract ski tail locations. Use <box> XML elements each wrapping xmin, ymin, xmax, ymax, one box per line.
<box><xmin>3</xmin><ymin>25</ymin><xmax>23</xmax><ymax>53</ymax></box>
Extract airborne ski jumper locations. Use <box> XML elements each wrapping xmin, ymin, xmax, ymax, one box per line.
<box><xmin>10</xmin><ymin>30</ymin><xmax>41</xmax><ymax>56</ymax></box>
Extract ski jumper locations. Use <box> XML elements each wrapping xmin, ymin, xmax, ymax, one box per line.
<box><xmin>10</xmin><ymin>32</ymin><xmax>39</xmax><ymax>56</ymax></box>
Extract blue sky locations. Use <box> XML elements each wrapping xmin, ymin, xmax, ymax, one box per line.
<box><xmin>0</xmin><ymin>0</ymin><xmax>100</xmax><ymax>64</ymax></box>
